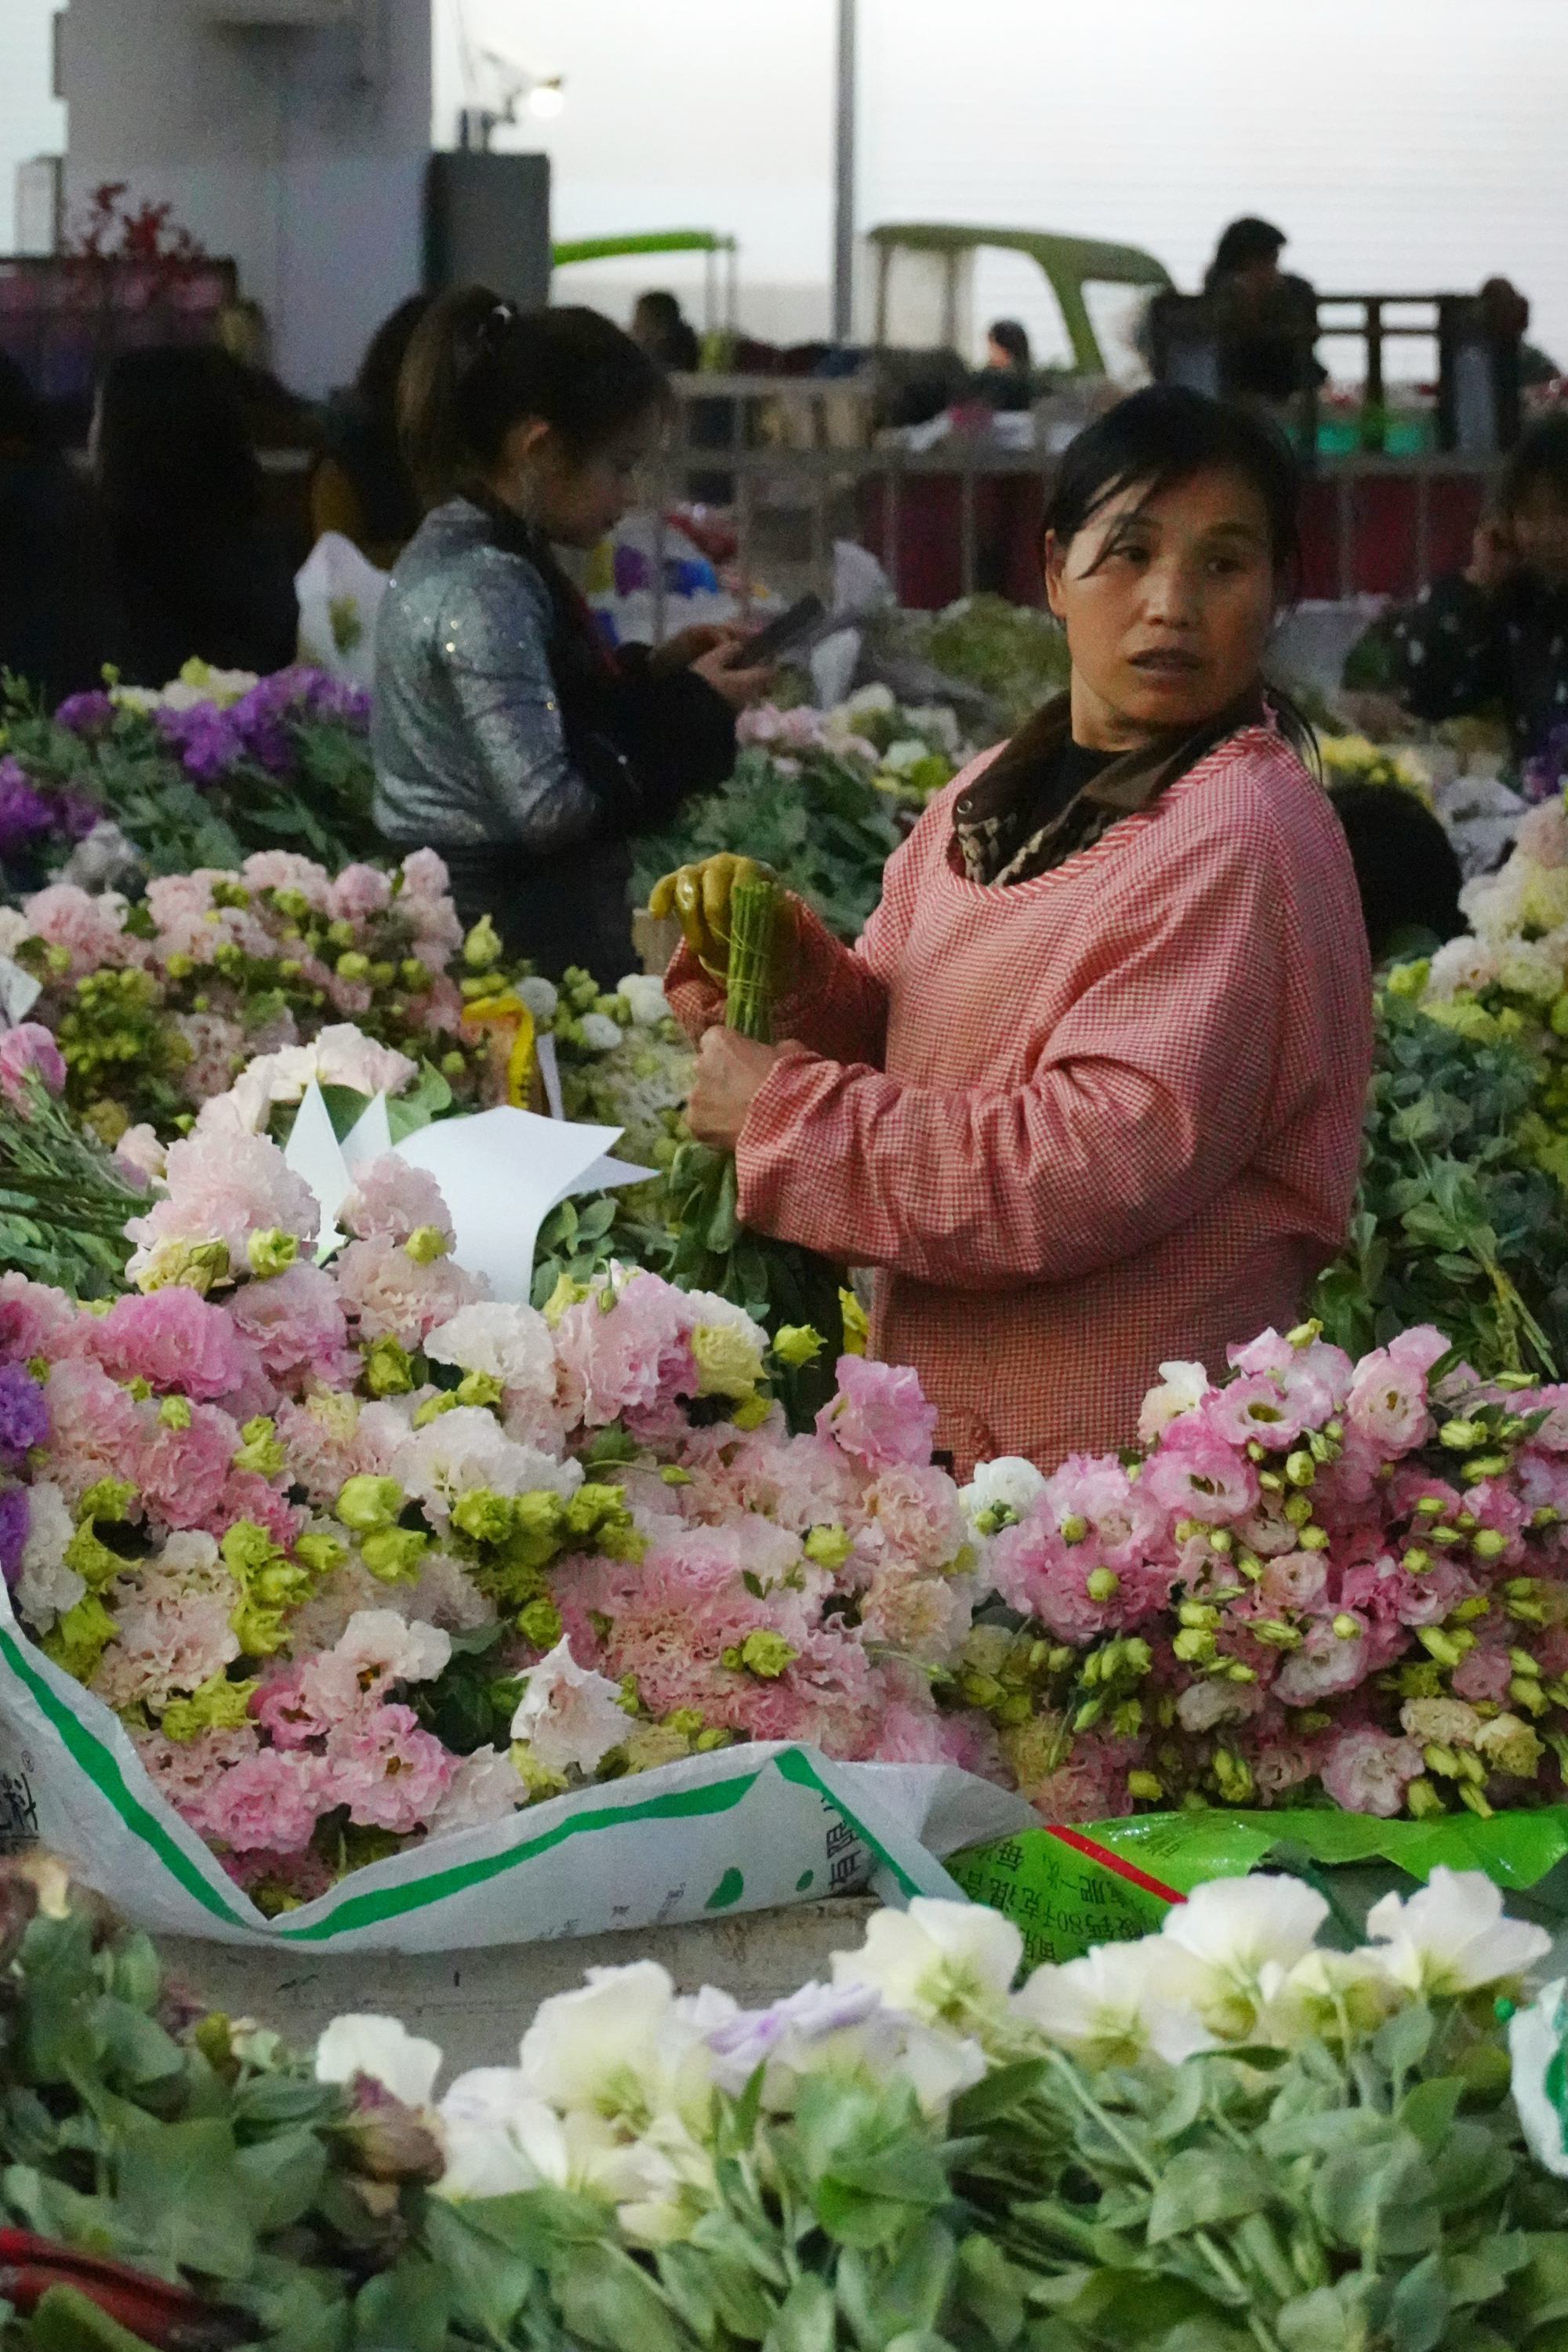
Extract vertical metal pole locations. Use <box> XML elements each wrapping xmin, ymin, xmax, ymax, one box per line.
<box><xmin>832</xmin><ymin>0</ymin><xmax>857</xmax><ymax>342</ymax></box>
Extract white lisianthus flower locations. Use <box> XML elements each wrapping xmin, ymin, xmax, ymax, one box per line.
<box><xmin>1137</xmin><ymin>1360</ymin><xmax>1214</xmax><ymax>1446</ymax></box>
<box><xmin>315</xmin><ymin>2013</ymin><xmax>442</xmax><ymax>2107</ymax></box>
<box><xmin>425</xmin><ymin>1300</ymin><xmax>557</xmax><ymax>1396</ymax></box>
<box><xmin>959</xmin><ymin>1457</ymin><xmax>1046</xmax><ymax>1532</ymax></box>
<box><xmin>393</xmin><ymin>1407</ymin><xmax>581</xmax><ymax>1523</ymax></box>
<box><xmin>1267</xmin><ymin>1947</ymin><xmax>1403</xmax><ymax>2047</ymax></box>
<box><xmin>1423</xmin><ymin>935</ymin><xmax>1500</xmax><ymax>1001</ymax></box>
<box><xmin>1497</xmin><ymin>938</ymin><xmax>1566</xmax><ymax>1004</ymax></box>
<box><xmin>336</xmin><ymin>1610</ymin><xmax>452</xmax><ymax>1686</ymax></box>
<box><xmin>437</xmin><ymin>2067</ymin><xmax>678</xmax><ymax>2205</ymax></box>
<box><xmin>1012</xmin><ymin>1939</ymin><xmax>1216</xmax><ymax>2070</ymax></box>
<box><xmin>578</xmin><ymin>1013</ymin><xmax>623</xmax><ymax>1053</ymax></box>
<box><xmin>1364</xmin><ymin>1867</ymin><xmax>1551</xmax><ymax>1997</ymax></box>
<box><xmin>617</xmin><ymin>975</ymin><xmax>670</xmax><ymax>1026</ymax></box>
<box><xmin>517</xmin><ymin>1959</ymin><xmax>712</xmax><ymax>2131</ymax></box>
<box><xmin>510</xmin><ymin>1639</ymin><xmax>629</xmax><ymax>1776</ymax></box>
<box><xmin>830</xmin><ymin>1896</ymin><xmax>1022</xmax><ymax>2034</ymax></box>
<box><xmin>1156</xmin><ymin>1875</ymin><xmax>1328</xmax><ymax>2038</ymax></box>
<box><xmin>517</xmin><ymin>975</ymin><xmax>559</xmax><ymax>1022</ymax></box>
<box><xmin>424</xmin><ymin>1746</ymin><xmax>523</xmax><ymax>1838</ymax></box>
<box><xmin>1508</xmin><ymin>1980</ymin><xmax>1568</xmax><ymax>2179</ymax></box>
<box><xmin>13</xmin><ymin>1480</ymin><xmax>82</xmax><ymax>1634</ymax></box>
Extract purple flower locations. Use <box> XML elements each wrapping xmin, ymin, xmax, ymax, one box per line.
<box><xmin>155</xmin><ymin>703</ymin><xmax>245</xmax><ymax>783</ymax></box>
<box><xmin>0</xmin><ymin>1363</ymin><xmax>48</xmax><ymax>1469</ymax></box>
<box><xmin>0</xmin><ymin>1486</ymin><xmax>27</xmax><ymax>1589</ymax></box>
<box><xmin>0</xmin><ymin>759</ymin><xmax>56</xmax><ymax>858</ymax></box>
<box><xmin>53</xmin><ymin>689</ymin><xmax>115</xmax><ymax>737</ymax></box>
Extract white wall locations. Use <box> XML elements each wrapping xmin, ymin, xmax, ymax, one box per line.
<box><xmin>1</xmin><ymin>0</ymin><xmax>66</xmax><ymax>246</ymax></box>
<box><xmin>57</xmin><ymin>0</ymin><xmax>433</xmax><ymax>396</ymax></box>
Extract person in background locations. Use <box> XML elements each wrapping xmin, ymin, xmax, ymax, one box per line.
<box><xmin>977</xmin><ymin>318</ymin><xmax>1033</xmax><ymax>412</ymax></box>
<box><xmin>373</xmin><ymin>291</ymin><xmax>770</xmax><ymax>978</ymax></box>
<box><xmin>310</xmin><ymin>295</ymin><xmax>434</xmax><ymax>569</ymax></box>
<box><xmin>1329</xmin><ymin>782</ymin><xmax>1464</xmax><ymax>967</ymax></box>
<box><xmin>1203</xmin><ymin>216</ymin><xmax>1321</xmax><ymax>406</ymax></box>
<box><xmin>94</xmin><ymin>347</ymin><xmax>299</xmax><ymax>688</ymax></box>
<box><xmin>1479</xmin><ymin>278</ymin><xmax>1561</xmax><ymax>389</ymax></box>
<box><xmin>0</xmin><ymin>354</ymin><xmax>119</xmax><ymax>707</ymax></box>
<box><xmin>212</xmin><ymin>297</ymin><xmax>317</xmax><ymax>448</ymax></box>
<box><xmin>1383</xmin><ymin>414</ymin><xmax>1568</xmax><ymax>766</ymax></box>
<box><xmin>630</xmin><ymin>290</ymin><xmax>700</xmax><ymax>373</ymax></box>
<box><xmin>654</xmin><ymin>388</ymin><xmax>1370</xmax><ymax>1474</ymax></box>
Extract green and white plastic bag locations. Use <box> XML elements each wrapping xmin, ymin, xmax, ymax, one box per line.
<box><xmin>0</xmin><ymin>1589</ymin><xmax>1030</xmax><ymax>1951</ymax></box>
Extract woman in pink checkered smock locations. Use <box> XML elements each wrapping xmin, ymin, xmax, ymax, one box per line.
<box><xmin>659</xmin><ymin>390</ymin><xmax>1373</xmax><ymax>1478</ymax></box>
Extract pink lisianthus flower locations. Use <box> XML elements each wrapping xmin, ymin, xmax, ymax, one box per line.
<box><xmin>817</xmin><ymin>1356</ymin><xmax>938</xmax><ymax>1470</ymax></box>
<box><xmin>1452</xmin><ymin>1637</ymin><xmax>1516</xmax><ymax>1704</ymax></box>
<box><xmin>272</xmin><ymin>1394</ymin><xmax>362</xmax><ymax>1505</ymax></box>
<box><xmin>1227</xmin><ymin>1327</ymin><xmax>1354</xmax><ymax>1413</ymax></box>
<box><xmin>225</xmin><ymin>1259</ymin><xmax>358</xmax><ymax>1392</ymax></box>
<box><xmin>1338</xmin><ymin>1548</ymin><xmax>1472</xmax><ymax>1631</ymax></box>
<box><xmin>398</xmin><ymin>846</ymin><xmax>452</xmax><ymax>906</ymax></box>
<box><xmin>1141</xmin><ymin>1425</ymin><xmax>1259</xmax><ymax>1523</ymax></box>
<box><xmin>0</xmin><ymin>1023</ymin><xmax>65</xmax><ymax>1105</ymax></box>
<box><xmin>0</xmin><ymin>1272</ymin><xmax>89</xmax><ymax>1366</ymax></box>
<box><xmin>553</xmin><ymin>1275</ymin><xmax>697</xmax><ymax>1428</ymax></box>
<box><xmin>325</xmin><ymin>1703</ymin><xmax>453</xmax><ymax>1832</ymax></box>
<box><xmin>858</xmin><ymin>1563</ymin><xmax>973</xmax><ymax>1664</ymax></box>
<box><xmin>1202</xmin><ymin>1372</ymin><xmax>1310</xmax><ymax>1451</ymax></box>
<box><xmin>131</xmin><ymin>1722</ymin><xmax>259</xmax><ymax>1818</ymax></box>
<box><xmin>89</xmin><ymin>1286</ymin><xmax>249</xmax><ymax>1403</ymax></box>
<box><xmin>326</xmin><ymin>863</ymin><xmax>393</xmax><ymax>924</ymax></box>
<box><xmin>126</xmin><ymin>1130</ymin><xmax>319</xmax><ymax>1276</ymax></box>
<box><xmin>863</xmin><ymin>1463</ymin><xmax>966</xmax><ymax>1571</ymax></box>
<box><xmin>1043</xmin><ymin>1452</ymin><xmax>1166</xmax><ymax>1567</ymax></box>
<box><xmin>1257</xmin><ymin>1548</ymin><xmax>1330</xmax><ymax>1615</ymax></box>
<box><xmin>1320</xmin><ymin>1726</ymin><xmax>1425</xmax><ymax>1818</ymax></box>
<box><xmin>989</xmin><ymin>1509</ymin><xmax>1173</xmax><ymax>1640</ymax></box>
<box><xmin>135</xmin><ymin>1403</ymin><xmax>244</xmax><ymax>1531</ymax></box>
<box><xmin>241</xmin><ymin>849</ymin><xmax>332</xmax><ymax>906</ymax></box>
<box><xmin>1018</xmin><ymin>1730</ymin><xmax>1139</xmax><ymax>1825</ymax></box>
<box><xmin>216</xmin><ymin>1473</ymin><xmax>304</xmax><ymax>1551</ymax></box>
<box><xmin>1525</xmin><ymin>1387</ymin><xmax>1568</xmax><ymax>1454</ymax></box>
<box><xmin>42</xmin><ymin>1357</ymin><xmax>143</xmax><ymax>1509</ymax></box>
<box><xmin>1273</xmin><ymin>1610</ymin><xmax>1381</xmax><ymax>1704</ymax></box>
<box><xmin>174</xmin><ymin>1013</ymin><xmax>248</xmax><ymax>1109</ymax></box>
<box><xmin>253</xmin><ymin>1658</ymin><xmax>339</xmax><ymax>1750</ymax></box>
<box><xmin>20</xmin><ymin>884</ymin><xmax>135</xmax><ymax>977</ymax></box>
<box><xmin>200</xmin><ymin>1747</ymin><xmax>328</xmax><ymax>1853</ymax></box>
<box><xmin>339</xmin><ymin>1156</ymin><xmax>455</xmax><ymax>1248</ymax></box>
<box><xmin>310</xmin><ymin>1025</ymin><xmax>417</xmax><ymax>1101</ymax></box>
<box><xmin>1345</xmin><ymin>1345</ymin><xmax>1435</xmax><ymax>1456</ymax></box>
<box><xmin>1519</xmin><ymin>799</ymin><xmax>1568</xmax><ymax>867</ymax></box>
<box><xmin>335</xmin><ymin>1234</ymin><xmax>481</xmax><ymax>1348</ymax></box>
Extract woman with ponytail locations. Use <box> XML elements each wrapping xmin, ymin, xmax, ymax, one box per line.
<box><xmin>372</xmin><ymin>289</ymin><xmax>768</xmax><ymax>978</ymax></box>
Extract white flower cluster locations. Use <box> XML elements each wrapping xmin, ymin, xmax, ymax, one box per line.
<box><xmin>315</xmin><ymin>1867</ymin><xmax>1554</xmax><ymax>2241</ymax></box>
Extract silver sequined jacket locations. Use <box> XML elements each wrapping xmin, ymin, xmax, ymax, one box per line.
<box><xmin>371</xmin><ymin>497</ymin><xmax>604</xmax><ymax>848</ymax></box>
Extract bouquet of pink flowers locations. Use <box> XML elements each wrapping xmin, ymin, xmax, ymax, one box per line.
<box><xmin>955</xmin><ymin>1319</ymin><xmax>1568</xmax><ymax>1826</ymax></box>
<box><xmin>0</xmin><ymin>1128</ymin><xmax>993</xmax><ymax>1911</ymax></box>
<box><xmin>0</xmin><ymin>849</ymin><xmax>530</xmax><ymax>1150</ymax></box>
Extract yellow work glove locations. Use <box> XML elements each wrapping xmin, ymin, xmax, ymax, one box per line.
<box><xmin>648</xmin><ymin>855</ymin><xmax>798</xmax><ymax>990</ymax></box>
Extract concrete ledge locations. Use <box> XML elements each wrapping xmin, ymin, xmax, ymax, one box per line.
<box><xmin>157</xmin><ymin>1897</ymin><xmax>880</xmax><ymax>2077</ymax></box>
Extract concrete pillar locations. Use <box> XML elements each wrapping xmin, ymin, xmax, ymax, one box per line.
<box><xmin>57</xmin><ymin>0</ymin><xmax>433</xmax><ymax>397</ymax></box>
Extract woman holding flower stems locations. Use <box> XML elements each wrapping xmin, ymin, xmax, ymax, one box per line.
<box><xmin>659</xmin><ymin>390</ymin><xmax>1372</xmax><ymax>1475</ymax></box>
<box><xmin>372</xmin><ymin>292</ymin><xmax>771</xmax><ymax>982</ymax></box>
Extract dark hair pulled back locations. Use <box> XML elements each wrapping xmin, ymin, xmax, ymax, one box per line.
<box><xmin>1043</xmin><ymin>385</ymin><xmax>1315</xmax><ymax>769</ymax></box>
<box><xmin>399</xmin><ymin>288</ymin><xmax>670</xmax><ymax>506</ymax></box>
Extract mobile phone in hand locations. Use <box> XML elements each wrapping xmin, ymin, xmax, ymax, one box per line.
<box><xmin>731</xmin><ymin>593</ymin><xmax>826</xmax><ymax>667</ymax></box>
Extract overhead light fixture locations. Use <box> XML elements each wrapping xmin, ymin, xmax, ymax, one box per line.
<box><xmin>527</xmin><ymin>78</ymin><xmax>565</xmax><ymax>118</ymax></box>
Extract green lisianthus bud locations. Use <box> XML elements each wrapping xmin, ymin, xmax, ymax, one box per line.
<box><xmin>803</xmin><ymin>1524</ymin><xmax>853</xmax><ymax>1570</ymax></box>
<box><xmin>691</xmin><ymin>1320</ymin><xmax>765</xmax><ymax>1399</ymax></box>
<box><xmin>733</xmin><ymin>1629</ymin><xmax>797</xmax><ymax>1679</ymax></box>
<box><xmin>731</xmin><ymin>1393</ymin><xmax>771</xmax><ymax>1430</ymax></box>
<box><xmin>336</xmin><ymin>1474</ymin><xmax>405</xmax><ymax>1531</ymax></box>
<box><xmin>463</xmin><ymin>913</ymin><xmax>503</xmax><ymax>970</ymax></box>
<box><xmin>361</xmin><ymin>1526</ymin><xmax>429</xmax><ymax>1583</ymax></box>
<box><xmin>362</xmin><ymin>1336</ymin><xmax>416</xmax><ymax>1396</ymax></box>
<box><xmin>510</xmin><ymin>1740</ymin><xmax>569</xmax><ymax>1798</ymax></box>
<box><xmin>400</xmin><ymin>958</ymin><xmax>430</xmax><ymax>992</ymax></box>
<box><xmin>403</xmin><ymin>1225</ymin><xmax>451</xmax><ymax>1264</ymax></box>
<box><xmin>452</xmin><ymin>1486</ymin><xmax>518</xmax><ymax>1546</ymax></box>
<box><xmin>516</xmin><ymin>1596</ymin><xmax>563</xmax><ymax>1650</ymax></box>
<box><xmin>135</xmin><ymin>1236</ymin><xmax>230</xmax><ymax>1296</ymax></box>
<box><xmin>246</xmin><ymin>1227</ymin><xmax>298</xmax><ymax>1279</ymax></box>
<box><xmin>158</xmin><ymin>1395</ymin><xmax>192</xmax><ymax>1431</ymax></box>
<box><xmin>411</xmin><ymin>1390</ymin><xmax>459</xmax><ymax>1429</ymax></box>
<box><xmin>335</xmin><ymin>951</ymin><xmax>371</xmax><ymax>982</ymax></box>
<box><xmin>1127</xmin><ymin>1769</ymin><xmax>1164</xmax><ymax>1802</ymax></box>
<box><xmin>78</xmin><ymin>1477</ymin><xmax>136</xmax><ymax>1525</ymax></box>
<box><xmin>232</xmin><ymin>1417</ymin><xmax>286</xmax><ymax>1477</ymax></box>
<box><xmin>161</xmin><ymin>1671</ymin><xmax>259</xmax><ymax>1743</ymax></box>
<box><xmin>454</xmin><ymin>1369</ymin><xmax>505</xmax><ymax>1409</ymax></box>
<box><xmin>1085</xmin><ymin>1568</ymin><xmax>1120</xmax><ymax>1602</ymax></box>
<box><xmin>772</xmin><ymin>1324</ymin><xmax>824</xmax><ymax>1368</ymax></box>
<box><xmin>292</xmin><ymin>1533</ymin><xmax>347</xmax><ymax>1576</ymax></box>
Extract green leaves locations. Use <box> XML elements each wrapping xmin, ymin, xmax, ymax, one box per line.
<box><xmin>1145</xmin><ymin>2148</ymin><xmax>1276</xmax><ymax>2242</ymax></box>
